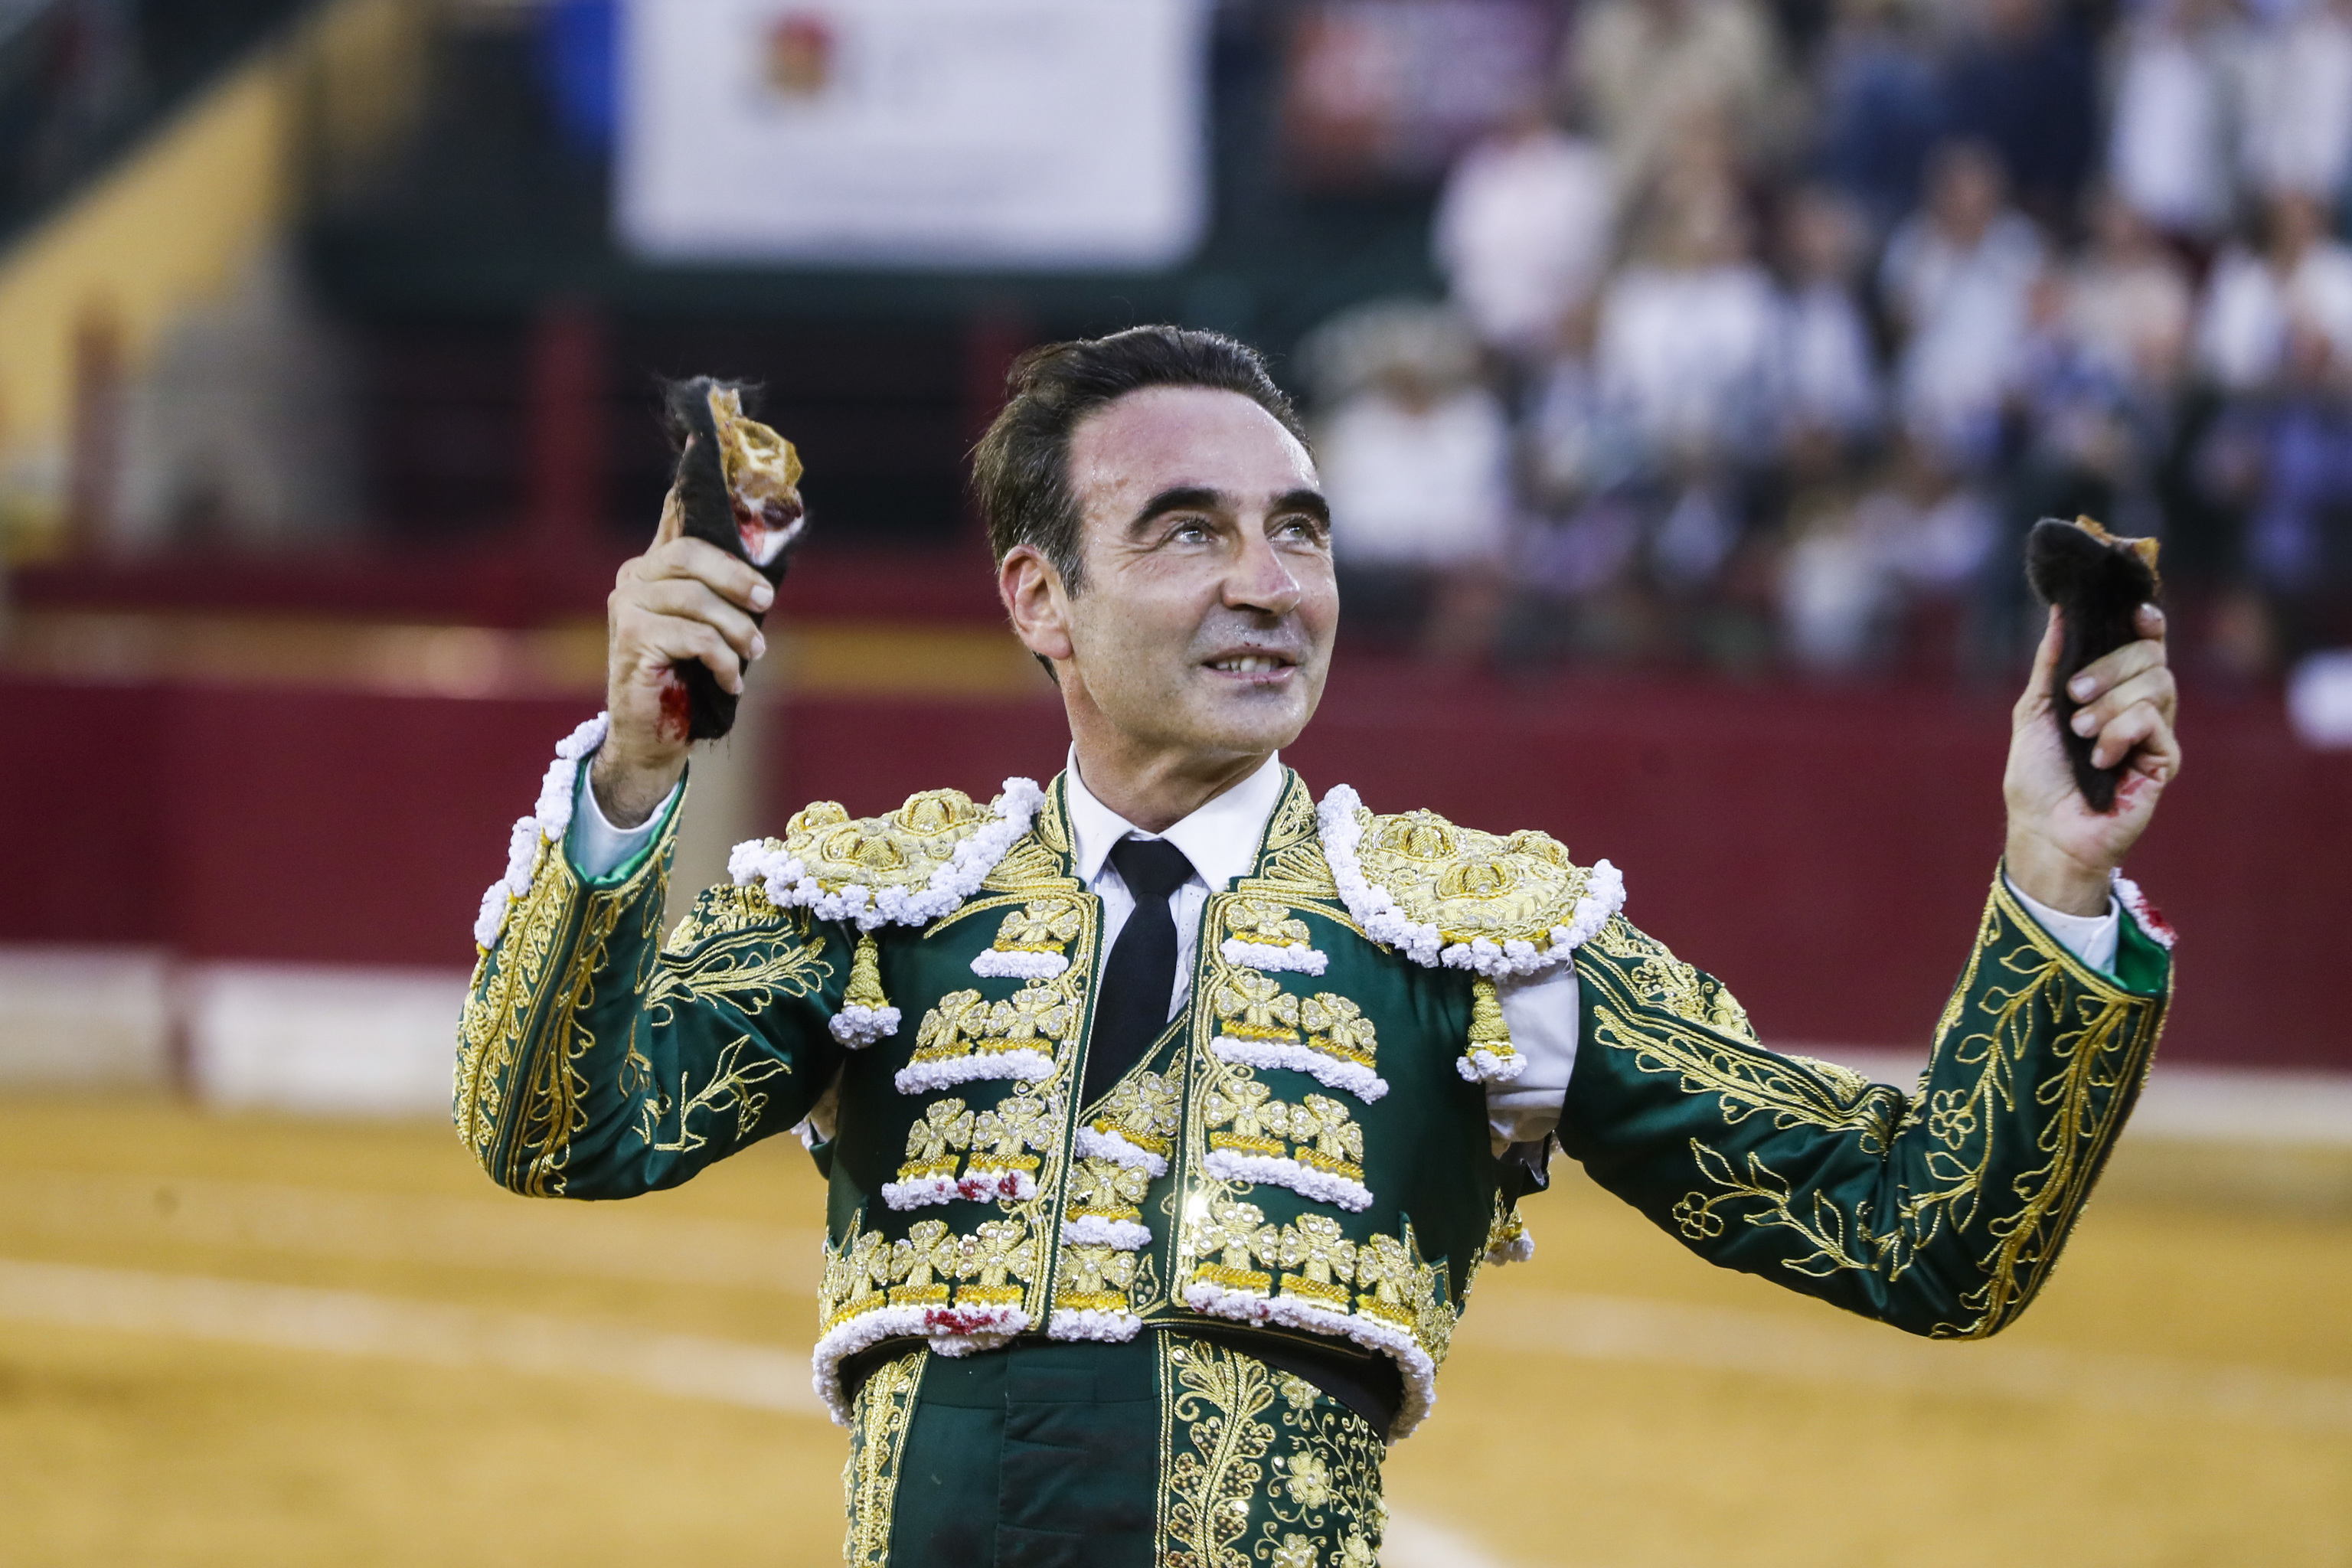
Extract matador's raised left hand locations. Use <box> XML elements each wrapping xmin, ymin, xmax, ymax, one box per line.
<box><xmin>2003</xmin><ymin>602</ymin><xmax>2180</xmax><ymax>915</ymax></box>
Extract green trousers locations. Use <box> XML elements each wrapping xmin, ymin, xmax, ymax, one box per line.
<box><xmin>841</xmin><ymin>1333</ymin><xmax>1388</xmax><ymax>1567</ymax></box>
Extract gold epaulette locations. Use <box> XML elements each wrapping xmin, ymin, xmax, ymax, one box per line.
<box><xmin>727</xmin><ymin>779</ymin><xmax>1047</xmax><ymax>932</ymax></box>
<box><xmin>1315</xmin><ymin>785</ymin><xmax>1625</xmax><ymax>979</ymax></box>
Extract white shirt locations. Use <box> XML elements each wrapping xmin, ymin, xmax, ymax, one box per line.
<box><xmin>2195</xmin><ymin>240</ymin><xmax>2352</xmax><ymax>390</ymax></box>
<box><xmin>570</xmin><ymin>758</ymin><xmax>2122</xmax><ymax>1150</ymax></box>
<box><xmin>1596</xmin><ymin>261</ymin><xmax>1781</xmax><ymax>459</ymax></box>
<box><xmin>1433</xmin><ymin>127</ymin><xmax>1616</xmax><ymax>356</ymax></box>
<box><xmin>1318</xmin><ymin>387</ymin><xmax>1514</xmax><ymax>570</ymax></box>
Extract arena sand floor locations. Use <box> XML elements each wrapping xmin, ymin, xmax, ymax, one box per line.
<box><xmin>0</xmin><ymin>1097</ymin><xmax>2346</xmax><ymax>1568</ymax></box>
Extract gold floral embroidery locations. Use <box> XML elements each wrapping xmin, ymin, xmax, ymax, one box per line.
<box><xmin>992</xmin><ymin>900</ymin><xmax>1082</xmax><ymax>954</ymax></box>
<box><xmin>1201</xmin><ymin>1080</ymin><xmax>1367</xmax><ymax>1187</ymax></box>
<box><xmin>841</xmin><ymin>1350</ymin><xmax>923</xmax><ymax>1566</ymax></box>
<box><xmin>1159</xmin><ymin>1337</ymin><xmax>1278</xmax><ymax>1568</ymax></box>
<box><xmin>1298</xmin><ymin>993</ymin><xmax>1378</xmax><ymax>1071</ymax></box>
<box><xmin>1276</xmin><ymin>1214</ymin><xmax>1357</xmax><ymax>1309</ymax></box>
<box><xmin>1210</xmin><ymin>969</ymin><xmax>1300</xmax><ymax>1044</ymax></box>
<box><xmin>893</xmin><ymin>1099</ymin><xmax>975</xmax><ymax>1187</ymax></box>
<box><xmin>1156</xmin><ymin>1337</ymin><xmax>1385</xmax><ymax>1568</ymax></box>
<box><xmin>968</xmin><ymin>1093</ymin><xmax>1056</xmax><ymax>1191</ymax></box>
<box><xmin>660</xmin><ymin>882</ymin><xmax>783</xmax><ymax>953</ymax></box>
<box><xmin>470</xmin><ymin>851</ymin><xmax>644</xmax><ymax>1194</ymax></box>
<box><xmin>888</xmin><ymin>1220</ymin><xmax>959</xmax><ymax>1308</ymax></box>
<box><xmin>1223</xmin><ymin>899</ymin><xmax>1314</xmax><ymax>949</ymax></box>
<box><xmin>821</xmin><ymin>1222</ymin><xmax>894</xmax><ymax>1331</ymax></box>
<box><xmin>1189</xmin><ymin>1197</ymin><xmax>1278</xmax><ymax>1295</ymax></box>
<box><xmin>1589</xmin><ymin>916</ymin><xmax>1756</xmax><ymax>1040</ymax></box>
<box><xmin>1053</xmin><ymin>1243</ymin><xmax>1139</xmax><ymax>1313</ymax></box>
<box><xmin>1068</xmin><ymin>1155</ymin><xmax>1152</xmax><ymax>1225</ymax></box>
<box><xmin>1086</xmin><ymin>1070</ymin><xmax>1182</xmax><ymax>1158</ymax></box>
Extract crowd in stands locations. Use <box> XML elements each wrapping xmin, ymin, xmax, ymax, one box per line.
<box><xmin>1308</xmin><ymin>0</ymin><xmax>2352</xmax><ymax>680</ymax></box>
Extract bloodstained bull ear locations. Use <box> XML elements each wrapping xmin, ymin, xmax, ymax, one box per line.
<box><xmin>2024</xmin><ymin>515</ymin><xmax>2161</xmax><ymax>813</ymax></box>
<box><xmin>659</xmin><ymin>377</ymin><xmax>808</xmax><ymax>741</ymax></box>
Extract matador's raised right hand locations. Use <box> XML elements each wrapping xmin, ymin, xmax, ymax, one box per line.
<box><xmin>589</xmin><ymin>484</ymin><xmax>775</xmax><ymax>828</ymax></box>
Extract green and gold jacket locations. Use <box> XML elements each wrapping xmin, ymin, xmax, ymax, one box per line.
<box><xmin>456</xmin><ymin>757</ymin><xmax>2171</xmax><ymax>1438</ymax></box>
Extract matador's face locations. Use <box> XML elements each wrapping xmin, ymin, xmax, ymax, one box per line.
<box><xmin>1048</xmin><ymin>385</ymin><xmax>1337</xmax><ymax>768</ymax></box>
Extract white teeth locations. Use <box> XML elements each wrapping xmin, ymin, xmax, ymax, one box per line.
<box><xmin>1213</xmin><ymin>656</ymin><xmax>1281</xmax><ymax>674</ymax></box>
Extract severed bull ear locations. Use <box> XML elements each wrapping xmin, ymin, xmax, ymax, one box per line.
<box><xmin>2024</xmin><ymin>515</ymin><xmax>2161</xmax><ymax>812</ymax></box>
<box><xmin>658</xmin><ymin>377</ymin><xmax>808</xmax><ymax>740</ymax></box>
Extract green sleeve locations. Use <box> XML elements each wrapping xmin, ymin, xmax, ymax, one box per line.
<box><xmin>454</xmin><ymin>803</ymin><xmax>852</xmax><ymax>1199</ymax></box>
<box><xmin>1559</xmin><ymin>873</ymin><xmax>2171</xmax><ymax>1338</ymax></box>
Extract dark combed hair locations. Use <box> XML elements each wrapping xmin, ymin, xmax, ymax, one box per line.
<box><xmin>972</xmin><ymin>325</ymin><xmax>1306</xmax><ymax>593</ymax></box>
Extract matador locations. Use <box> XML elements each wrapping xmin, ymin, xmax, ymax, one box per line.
<box><xmin>456</xmin><ymin>327</ymin><xmax>2180</xmax><ymax>1566</ymax></box>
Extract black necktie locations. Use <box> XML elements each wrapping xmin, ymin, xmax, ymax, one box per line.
<box><xmin>1085</xmin><ymin>836</ymin><xmax>1196</xmax><ymax>1107</ymax></box>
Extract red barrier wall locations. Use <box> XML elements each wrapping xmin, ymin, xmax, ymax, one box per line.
<box><xmin>5</xmin><ymin>670</ymin><xmax>2343</xmax><ymax>1068</ymax></box>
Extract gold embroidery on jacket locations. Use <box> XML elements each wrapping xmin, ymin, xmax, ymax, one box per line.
<box><xmin>456</xmin><ymin>839</ymin><xmax>566</xmax><ymax>1161</ymax></box>
<box><xmin>646</xmin><ymin>893</ymin><xmax>831</xmax><ymax>1022</ymax></box>
<box><xmin>1201</xmin><ymin>1077</ymin><xmax>1367</xmax><ymax>1188</ymax></box>
<box><xmin>778</xmin><ymin>789</ymin><xmax>994</xmax><ymax>893</ymax></box>
<box><xmin>1086</xmin><ymin>1070</ymin><xmax>1183</xmax><ymax>1159</ymax></box>
<box><xmin>1068</xmin><ymin>1153</ymin><xmax>1153</xmax><ymax>1226</ymax></box>
<box><xmin>1352</xmin><ymin>808</ymin><xmax>1597</xmax><ymax>948</ymax></box>
<box><xmin>1210</xmin><ymin>969</ymin><xmax>1300</xmax><ymax>1044</ymax></box>
<box><xmin>511</xmin><ymin>871</ymin><xmax>637</xmax><ymax>1195</ymax></box>
<box><xmin>639</xmin><ymin>1034</ymin><xmax>792</xmax><ymax>1155</ymax></box>
<box><xmin>841</xmin><ymin>1349</ymin><xmax>924</xmax><ymax>1566</ymax></box>
<box><xmin>893</xmin><ymin>1098</ymin><xmax>975</xmax><ymax>1188</ymax></box>
<box><xmin>1189</xmin><ymin>1197</ymin><xmax>1278</xmax><ymax>1295</ymax></box>
<box><xmin>1613</xmin><ymin>884</ymin><xmax>2162</xmax><ymax>1334</ymax></box>
<box><xmin>992</xmin><ymin>900</ymin><xmax>1082</xmax><ymax>954</ymax></box>
<box><xmin>1586</xmin><ymin>917</ymin><xmax>1896</xmax><ymax>1149</ymax></box>
<box><xmin>1300</xmin><ymin>994</ymin><xmax>1378</xmax><ymax>1072</ymax></box>
<box><xmin>1053</xmin><ymin>1242</ymin><xmax>1139</xmax><ymax>1313</ymax></box>
<box><xmin>1275</xmin><ymin>1214</ymin><xmax>1357</xmax><ymax>1309</ymax></box>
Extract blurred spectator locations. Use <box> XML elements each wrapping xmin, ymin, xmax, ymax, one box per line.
<box><xmin>1432</xmin><ymin>99</ymin><xmax>1617</xmax><ymax>363</ymax></box>
<box><xmin>2106</xmin><ymin>0</ymin><xmax>2246</xmax><ymax>246</ymax></box>
<box><xmin>2069</xmin><ymin>189</ymin><xmax>2197</xmax><ymax>392</ymax></box>
<box><xmin>1779</xmin><ymin>439</ymin><xmax>1994</xmax><ymax>670</ymax></box>
<box><xmin>1524</xmin><ymin>302</ymin><xmax>1645</xmax><ymax>505</ymax></box>
<box><xmin>1773</xmin><ymin>185</ymin><xmax>1883</xmax><ymax>446</ymax></box>
<box><xmin>2196</xmin><ymin>191</ymin><xmax>2352</xmax><ymax>391</ymax></box>
<box><xmin>1881</xmin><ymin>141</ymin><xmax>2046</xmax><ymax>468</ymax></box>
<box><xmin>1566</xmin><ymin>0</ymin><xmax>1795</xmax><ymax>185</ymax></box>
<box><xmin>2242</xmin><ymin>0</ymin><xmax>2352</xmax><ymax>204</ymax></box>
<box><xmin>1811</xmin><ymin>0</ymin><xmax>1948</xmax><ymax>235</ymax></box>
<box><xmin>1305</xmin><ymin>302</ymin><xmax>1514</xmax><ymax>655</ymax></box>
<box><xmin>2197</xmin><ymin>323</ymin><xmax>2352</xmax><ymax>656</ymax></box>
<box><xmin>1939</xmin><ymin>0</ymin><xmax>2099</xmax><ymax>226</ymax></box>
<box><xmin>116</xmin><ymin>247</ymin><xmax>361</xmax><ymax>547</ymax></box>
<box><xmin>1596</xmin><ymin>170</ymin><xmax>1781</xmax><ymax>468</ymax></box>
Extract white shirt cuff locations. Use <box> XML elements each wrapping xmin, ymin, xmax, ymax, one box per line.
<box><xmin>570</xmin><ymin>766</ymin><xmax>678</xmax><ymax>880</ymax></box>
<box><xmin>2004</xmin><ymin>874</ymin><xmax>2120</xmax><ymax>975</ymax></box>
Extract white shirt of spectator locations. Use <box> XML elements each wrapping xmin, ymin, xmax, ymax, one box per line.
<box><xmin>2197</xmin><ymin>238</ymin><xmax>2352</xmax><ymax>390</ymax></box>
<box><xmin>1882</xmin><ymin>210</ymin><xmax>2045</xmax><ymax>464</ymax></box>
<box><xmin>1319</xmin><ymin>385</ymin><xmax>1514</xmax><ymax>570</ymax></box>
<box><xmin>2242</xmin><ymin>0</ymin><xmax>2352</xmax><ymax>201</ymax></box>
<box><xmin>1596</xmin><ymin>260</ymin><xmax>1780</xmax><ymax>459</ymax></box>
<box><xmin>1433</xmin><ymin>126</ymin><xmax>1615</xmax><ymax>358</ymax></box>
<box><xmin>2108</xmin><ymin>6</ymin><xmax>2243</xmax><ymax>237</ymax></box>
<box><xmin>1775</xmin><ymin>279</ymin><xmax>1882</xmax><ymax>440</ymax></box>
